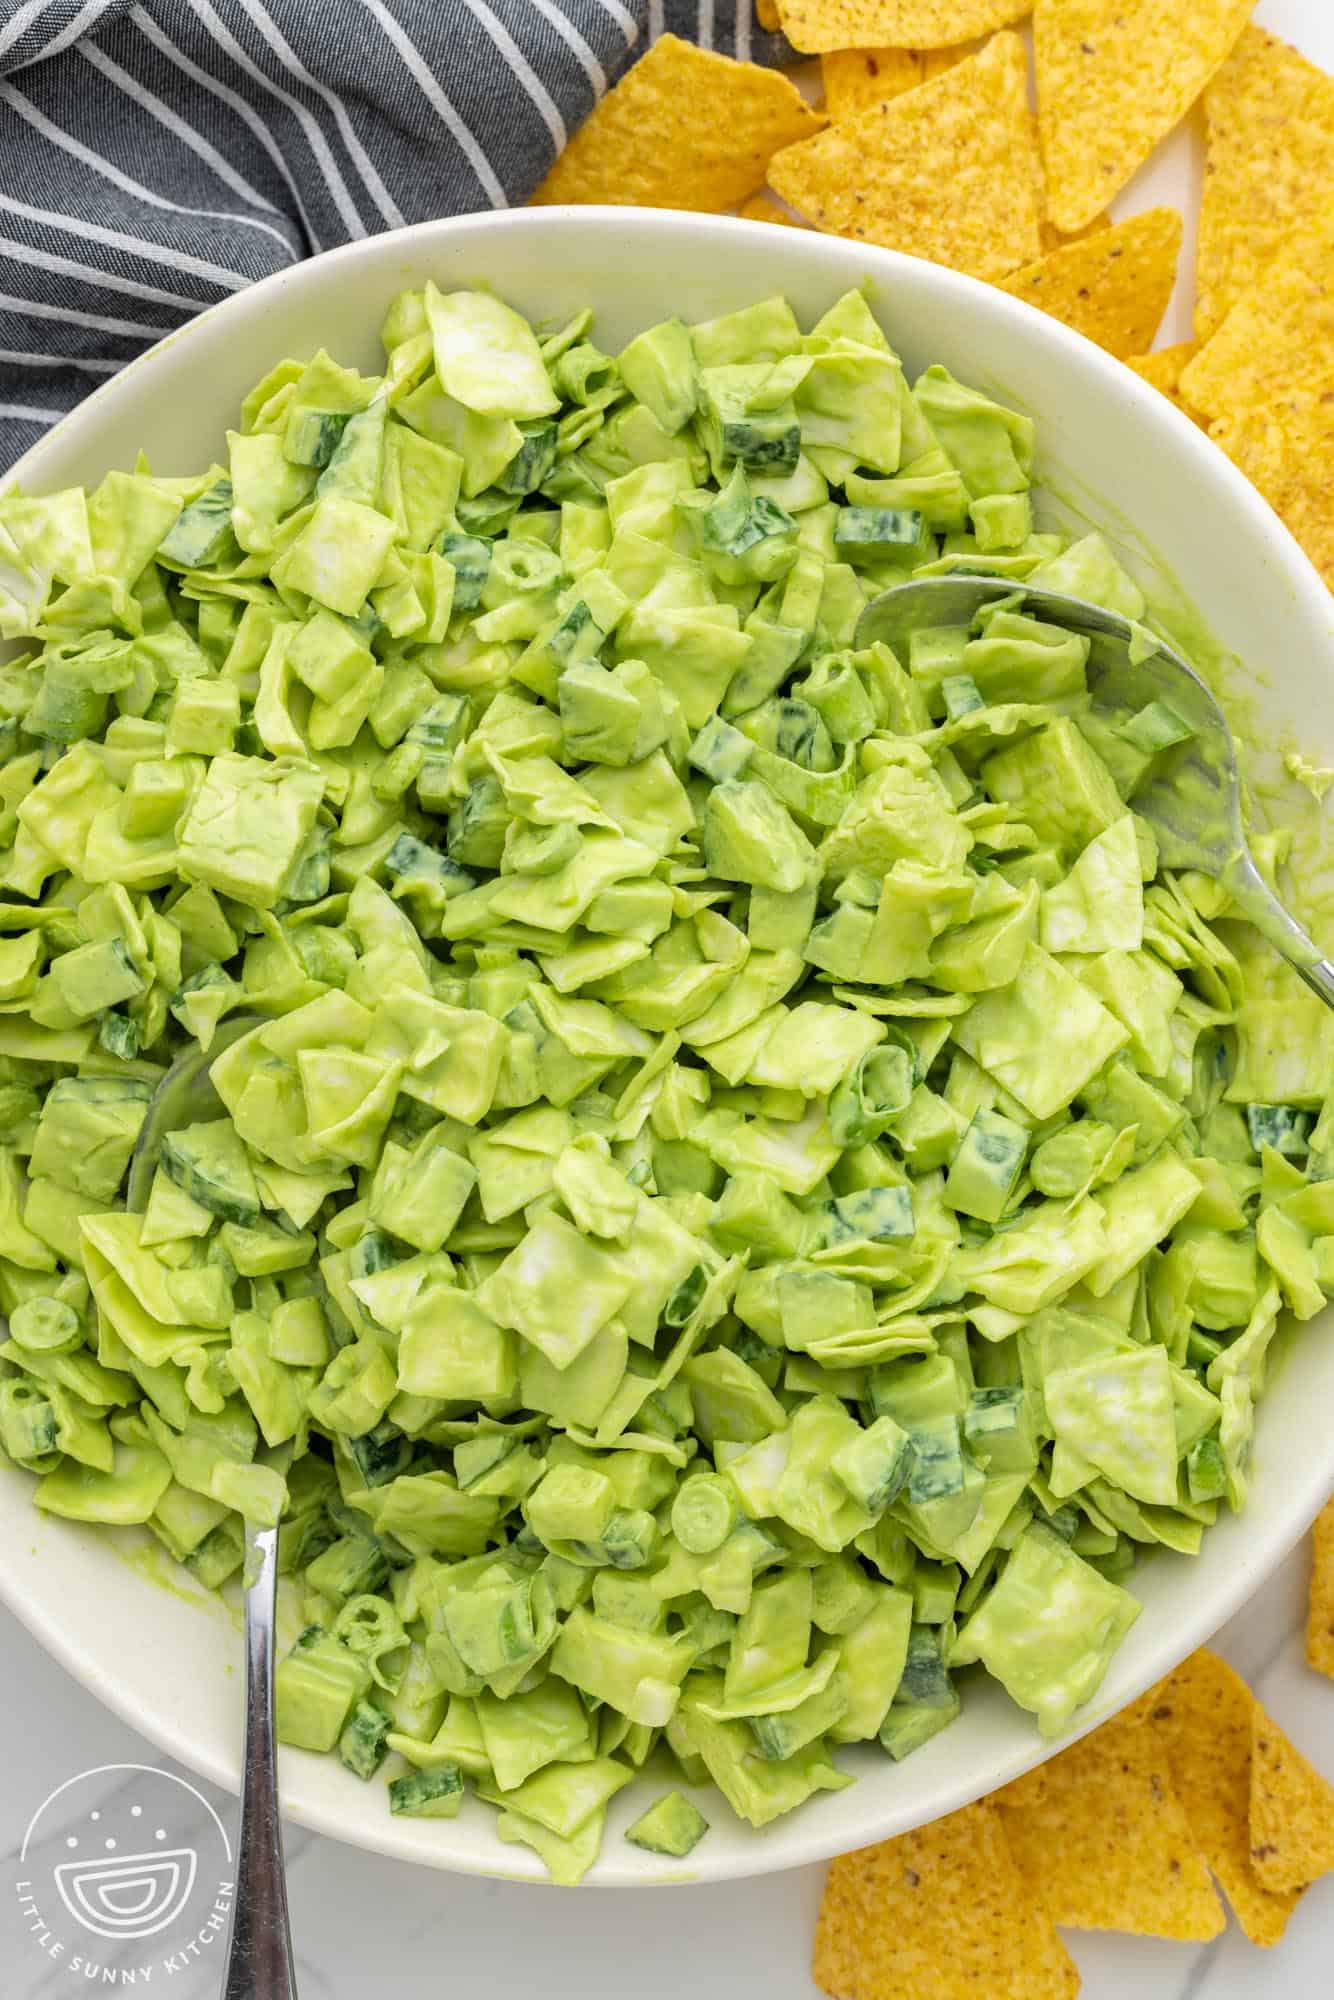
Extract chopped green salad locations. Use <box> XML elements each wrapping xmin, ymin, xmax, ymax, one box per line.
<box><xmin>1</xmin><ymin>282</ymin><xmax>1332</xmax><ymax>1884</ymax></box>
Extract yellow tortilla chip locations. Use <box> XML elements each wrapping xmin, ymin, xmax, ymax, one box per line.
<box><xmin>1196</xmin><ymin>27</ymin><xmax>1334</xmax><ymax>338</ymax></box>
<box><xmin>921</xmin><ymin>41</ymin><xmax>977</xmax><ymax>80</ymax></box>
<box><xmin>1250</xmin><ymin>1705</ymin><xmax>1334</xmax><ymax>1895</ymax></box>
<box><xmin>999</xmin><ymin>1709</ymin><xmax>1225</xmax><ymax>1939</ymax></box>
<box><xmin>990</xmin><ymin>1762</ymin><xmax>1054</xmax><ymax>1812</ymax></box>
<box><xmin>756</xmin><ymin>0</ymin><xmax>783</xmax><ymax>29</ymax></box>
<box><xmin>1035</xmin><ymin>0</ymin><xmax>1255</xmax><ymax>235</ymax></box>
<box><xmin>1039</xmin><ymin>213</ymin><xmax>1110</xmax><ymax>251</ymax></box>
<box><xmin>1146</xmin><ymin>1649</ymin><xmax>1305</xmax><ymax>1945</ymax></box>
<box><xmin>1126</xmin><ymin>340</ymin><xmax>1200</xmax><ymax>413</ymax></box>
<box><xmin>1309</xmin><ymin>1497</ymin><xmax>1334</xmax><ymax>1679</ymax></box>
<box><xmin>998</xmin><ymin>207</ymin><xmax>1182</xmax><ymax>361</ymax></box>
<box><xmin>1211</xmin><ymin>395</ymin><xmax>1334</xmax><ymax>594</ymax></box>
<box><xmin>738</xmin><ymin>194</ymin><xmax>808</xmax><ymax>227</ymax></box>
<box><xmin>812</xmin><ymin>1800</ymin><xmax>1080</xmax><ymax>2000</ymax></box>
<box><xmin>822</xmin><ymin>46</ymin><xmax>923</xmax><ymax>120</ymax></box>
<box><xmin>1179</xmin><ymin>248</ymin><xmax>1334</xmax><ymax>425</ymax></box>
<box><xmin>779</xmin><ymin>1</ymin><xmax>1028</xmax><ymax>52</ymax></box>
<box><xmin>769</xmin><ymin>32</ymin><xmax>1042</xmax><ymax>281</ymax></box>
<box><xmin>532</xmin><ymin>35</ymin><xmax>824</xmax><ymax>212</ymax></box>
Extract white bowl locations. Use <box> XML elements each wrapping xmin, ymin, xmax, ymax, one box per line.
<box><xmin>3</xmin><ymin>209</ymin><xmax>1333</xmax><ymax>1887</ymax></box>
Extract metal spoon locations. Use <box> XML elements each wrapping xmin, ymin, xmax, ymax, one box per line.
<box><xmin>856</xmin><ymin>575</ymin><xmax>1334</xmax><ymax>1012</ymax></box>
<box><xmin>127</xmin><ymin>1017</ymin><xmax>299</xmax><ymax>2000</ymax></box>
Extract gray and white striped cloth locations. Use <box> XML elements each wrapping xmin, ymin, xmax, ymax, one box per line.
<box><xmin>0</xmin><ymin>0</ymin><xmax>792</xmax><ymax>471</ymax></box>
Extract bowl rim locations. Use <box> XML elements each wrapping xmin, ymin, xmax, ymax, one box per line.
<box><xmin>3</xmin><ymin>205</ymin><xmax>1333</xmax><ymax>1888</ymax></box>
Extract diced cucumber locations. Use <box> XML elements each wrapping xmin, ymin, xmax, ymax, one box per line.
<box><xmin>275</xmin><ymin>1626</ymin><xmax>372</xmax><ymax>1752</ymax></box>
<box><xmin>387</xmin><ymin>1763</ymin><xmax>465</xmax><ymax>1819</ymax></box>
<box><xmin>962</xmin><ymin>1388</ymin><xmax>1037</xmax><ymax>1474</ymax></box>
<box><xmin>440</xmin><ymin>532</ymin><xmax>492</xmax><ymax>611</ymax></box>
<box><xmin>944</xmin><ymin>1109</ymin><xmax>1027</xmax><ymax>1225</ymax></box>
<box><xmin>833</xmin><ymin>506</ymin><xmax>924</xmax><ymax>562</ymax></box>
<box><xmin>349</xmin><ymin>1421</ymin><xmax>413</xmax><ymax>1489</ymax></box>
<box><xmin>338</xmin><ymin>1698</ymin><xmax>392</xmax><ymax>1780</ymax></box>
<box><xmin>496</xmin><ymin>421</ymin><xmax>559</xmax><ymax>496</ymax></box>
<box><xmin>161</xmin><ymin>1117</ymin><xmax>261</xmax><ymax>1226</ymax></box>
<box><xmin>941</xmin><ymin>674</ymin><xmax>984</xmax><ymax>720</ymax></box>
<box><xmin>832</xmin><ymin>1415</ymin><xmax>916</xmax><ymax>1514</ymax></box>
<box><xmin>624</xmin><ymin>1790</ymin><xmax>710</xmax><ymax>1858</ymax></box>
<box><xmin>157</xmin><ymin>480</ymin><xmax>235</xmax><ymax>567</ymax></box>
<box><xmin>1245</xmin><ymin>1103</ymin><xmax>1311</xmax><ymax>1159</ymax></box>
<box><xmin>285</xmin><ymin>408</ymin><xmax>352</xmax><ymax>468</ymax></box>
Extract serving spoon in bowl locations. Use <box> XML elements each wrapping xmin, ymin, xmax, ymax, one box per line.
<box><xmin>856</xmin><ymin>575</ymin><xmax>1334</xmax><ymax>1012</ymax></box>
<box><xmin>127</xmin><ymin>1016</ymin><xmax>299</xmax><ymax>2000</ymax></box>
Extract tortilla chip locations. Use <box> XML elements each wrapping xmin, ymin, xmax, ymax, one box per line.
<box><xmin>1039</xmin><ymin>213</ymin><xmax>1110</xmax><ymax>251</ymax></box>
<box><xmin>1146</xmin><ymin>1649</ymin><xmax>1305</xmax><ymax>1945</ymax></box>
<box><xmin>756</xmin><ymin>0</ymin><xmax>784</xmax><ymax>29</ymax></box>
<box><xmin>1210</xmin><ymin>395</ymin><xmax>1334</xmax><ymax>593</ymax></box>
<box><xmin>1035</xmin><ymin>0</ymin><xmax>1255</xmax><ymax>235</ymax></box>
<box><xmin>1309</xmin><ymin>1497</ymin><xmax>1334</xmax><ymax>1678</ymax></box>
<box><xmin>1249</xmin><ymin>1706</ymin><xmax>1334</xmax><ymax>1895</ymax></box>
<box><xmin>999</xmin><ymin>1709</ymin><xmax>1225</xmax><ymax>1939</ymax></box>
<box><xmin>822</xmin><ymin>46</ymin><xmax>924</xmax><ymax>120</ymax></box>
<box><xmin>998</xmin><ymin>207</ymin><xmax>1182</xmax><ymax>360</ymax></box>
<box><xmin>1126</xmin><ymin>340</ymin><xmax>1200</xmax><ymax>414</ymax></box>
<box><xmin>779</xmin><ymin>1</ymin><xmax>1028</xmax><ymax>52</ymax></box>
<box><xmin>813</xmin><ymin>1800</ymin><xmax>1080</xmax><ymax>2000</ymax></box>
<box><xmin>738</xmin><ymin>194</ymin><xmax>808</xmax><ymax>227</ymax></box>
<box><xmin>769</xmin><ymin>32</ymin><xmax>1043</xmax><ymax>280</ymax></box>
<box><xmin>990</xmin><ymin>1762</ymin><xmax>1054</xmax><ymax>1812</ymax></box>
<box><xmin>921</xmin><ymin>41</ymin><xmax>977</xmax><ymax>79</ymax></box>
<box><xmin>532</xmin><ymin>35</ymin><xmax>824</xmax><ymax>212</ymax></box>
<box><xmin>1179</xmin><ymin>248</ymin><xmax>1334</xmax><ymax>425</ymax></box>
<box><xmin>1196</xmin><ymin>27</ymin><xmax>1334</xmax><ymax>338</ymax></box>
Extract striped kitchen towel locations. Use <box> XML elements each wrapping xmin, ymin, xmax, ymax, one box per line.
<box><xmin>0</xmin><ymin>0</ymin><xmax>792</xmax><ymax>471</ymax></box>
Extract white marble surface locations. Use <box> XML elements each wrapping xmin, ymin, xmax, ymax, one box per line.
<box><xmin>4</xmin><ymin>1</ymin><xmax>1334</xmax><ymax>1995</ymax></box>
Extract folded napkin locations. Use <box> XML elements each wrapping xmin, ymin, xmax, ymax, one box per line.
<box><xmin>0</xmin><ymin>0</ymin><xmax>788</xmax><ymax>470</ymax></box>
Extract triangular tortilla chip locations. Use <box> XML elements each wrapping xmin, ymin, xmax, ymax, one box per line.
<box><xmin>1035</xmin><ymin>0</ymin><xmax>1255</xmax><ymax>234</ymax></box>
<box><xmin>756</xmin><ymin>0</ymin><xmax>784</xmax><ymax>29</ymax></box>
<box><xmin>770</xmin><ymin>32</ymin><xmax>1042</xmax><ymax>280</ymax></box>
<box><xmin>813</xmin><ymin>1800</ymin><xmax>1080</xmax><ymax>2000</ymax></box>
<box><xmin>1145</xmin><ymin>1649</ymin><xmax>1305</xmax><ymax>1945</ymax></box>
<box><xmin>779</xmin><ymin>1</ymin><xmax>1028</xmax><ymax>52</ymax></box>
<box><xmin>1180</xmin><ymin>247</ymin><xmax>1334</xmax><ymax>424</ymax></box>
<box><xmin>1309</xmin><ymin>1498</ymin><xmax>1334</xmax><ymax>1679</ymax></box>
<box><xmin>998</xmin><ymin>1708</ymin><xmax>1225</xmax><ymax>1939</ymax></box>
<box><xmin>1126</xmin><ymin>341</ymin><xmax>1200</xmax><ymax>417</ymax></box>
<box><xmin>998</xmin><ymin>207</ymin><xmax>1182</xmax><ymax>360</ymax></box>
<box><xmin>1210</xmin><ymin>395</ymin><xmax>1334</xmax><ymax>592</ymax></box>
<box><xmin>532</xmin><ymin>35</ymin><xmax>824</xmax><ymax>212</ymax></box>
<box><xmin>1196</xmin><ymin>27</ymin><xmax>1334</xmax><ymax>337</ymax></box>
<box><xmin>822</xmin><ymin>46</ymin><xmax>924</xmax><ymax>120</ymax></box>
<box><xmin>738</xmin><ymin>194</ymin><xmax>808</xmax><ymax>227</ymax></box>
<box><xmin>1250</xmin><ymin>1705</ymin><xmax>1334</xmax><ymax>1894</ymax></box>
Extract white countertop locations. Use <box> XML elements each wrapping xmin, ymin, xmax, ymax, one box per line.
<box><xmin>4</xmin><ymin>1</ymin><xmax>1333</xmax><ymax>1994</ymax></box>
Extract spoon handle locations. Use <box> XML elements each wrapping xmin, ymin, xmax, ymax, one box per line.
<box><xmin>223</xmin><ymin>1523</ymin><xmax>299</xmax><ymax>2000</ymax></box>
<box><xmin>1226</xmin><ymin>857</ymin><xmax>1334</xmax><ymax>1014</ymax></box>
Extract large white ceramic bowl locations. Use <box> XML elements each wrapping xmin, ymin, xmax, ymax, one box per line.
<box><xmin>3</xmin><ymin>209</ymin><xmax>1333</xmax><ymax>1887</ymax></box>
